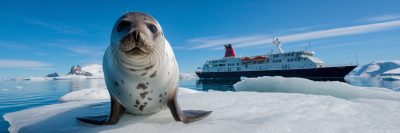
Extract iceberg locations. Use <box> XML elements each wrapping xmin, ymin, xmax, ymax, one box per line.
<box><xmin>349</xmin><ymin>60</ymin><xmax>400</xmax><ymax>77</ymax></box>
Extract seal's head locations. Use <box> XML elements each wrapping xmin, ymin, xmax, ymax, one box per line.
<box><xmin>110</xmin><ymin>12</ymin><xmax>164</xmax><ymax>56</ymax></box>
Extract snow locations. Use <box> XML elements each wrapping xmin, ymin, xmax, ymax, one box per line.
<box><xmin>4</xmin><ymin>77</ymin><xmax>400</xmax><ymax>133</ymax></box>
<box><xmin>383</xmin><ymin>68</ymin><xmax>400</xmax><ymax>75</ymax></box>
<box><xmin>54</xmin><ymin>75</ymin><xmax>87</xmax><ymax>80</ymax></box>
<box><xmin>381</xmin><ymin>68</ymin><xmax>400</xmax><ymax>81</ymax></box>
<box><xmin>349</xmin><ymin>60</ymin><xmax>400</xmax><ymax>77</ymax></box>
<box><xmin>55</xmin><ymin>64</ymin><xmax>104</xmax><ymax>80</ymax></box>
<box><xmin>235</xmin><ymin>76</ymin><xmax>400</xmax><ymax>101</ymax></box>
<box><xmin>25</xmin><ymin>77</ymin><xmax>53</xmax><ymax>81</ymax></box>
<box><xmin>60</xmin><ymin>89</ymin><xmax>110</xmax><ymax>102</ymax></box>
<box><xmin>81</xmin><ymin>64</ymin><xmax>104</xmax><ymax>79</ymax></box>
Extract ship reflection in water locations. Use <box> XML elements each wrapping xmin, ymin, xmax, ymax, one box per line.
<box><xmin>191</xmin><ymin>78</ymin><xmax>346</xmax><ymax>92</ymax></box>
<box><xmin>196</xmin><ymin>79</ymin><xmax>240</xmax><ymax>91</ymax></box>
<box><xmin>181</xmin><ymin>77</ymin><xmax>400</xmax><ymax>92</ymax></box>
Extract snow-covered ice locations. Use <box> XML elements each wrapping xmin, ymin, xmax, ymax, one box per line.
<box><xmin>349</xmin><ymin>60</ymin><xmax>400</xmax><ymax>77</ymax></box>
<box><xmin>235</xmin><ymin>76</ymin><xmax>400</xmax><ymax>101</ymax></box>
<box><xmin>54</xmin><ymin>75</ymin><xmax>87</xmax><ymax>80</ymax></box>
<box><xmin>82</xmin><ymin>64</ymin><xmax>104</xmax><ymax>79</ymax></box>
<box><xmin>384</xmin><ymin>68</ymin><xmax>400</xmax><ymax>75</ymax></box>
<box><xmin>4</xmin><ymin>77</ymin><xmax>400</xmax><ymax>133</ymax></box>
<box><xmin>60</xmin><ymin>89</ymin><xmax>110</xmax><ymax>103</ymax></box>
<box><xmin>382</xmin><ymin>68</ymin><xmax>400</xmax><ymax>81</ymax></box>
<box><xmin>25</xmin><ymin>77</ymin><xmax>53</xmax><ymax>81</ymax></box>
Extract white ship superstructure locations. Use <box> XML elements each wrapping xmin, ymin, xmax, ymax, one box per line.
<box><xmin>196</xmin><ymin>38</ymin><xmax>357</xmax><ymax>80</ymax></box>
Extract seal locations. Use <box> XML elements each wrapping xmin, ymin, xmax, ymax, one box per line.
<box><xmin>76</xmin><ymin>12</ymin><xmax>212</xmax><ymax>125</ymax></box>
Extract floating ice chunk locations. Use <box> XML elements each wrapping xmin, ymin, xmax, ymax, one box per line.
<box><xmin>234</xmin><ymin>76</ymin><xmax>400</xmax><ymax>101</ymax></box>
<box><xmin>54</xmin><ymin>75</ymin><xmax>87</xmax><ymax>80</ymax></box>
<box><xmin>178</xmin><ymin>87</ymin><xmax>201</xmax><ymax>95</ymax></box>
<box><xmin>60</xmin><ymin>89</ymin><xmax>110</xmax><ymax>102</ymax></box>
<box><xmin>26</xmin><ymin>77</ymin><xmax>53</xmax><ymax>81</ymax></box>
<box><xmin>14</xmin><ymin>86</ymin><xmax>22</xmax><ymax>89</ymax></box>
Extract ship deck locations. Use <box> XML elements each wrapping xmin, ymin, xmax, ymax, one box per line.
<box><xmin>196</xmin><ymin>65</ymin><xmax>357</xmax><ymax>81</ymax></box>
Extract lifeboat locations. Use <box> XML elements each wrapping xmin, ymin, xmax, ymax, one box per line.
<box><xmin>253</xmin><ymin>56</ymin><xmax>267</xmax><ymax>61</ymax></box>
<box><xmin>241</xmin><ymin>57</ymin><xmax>252</xmax><ymax>62</ymax></box>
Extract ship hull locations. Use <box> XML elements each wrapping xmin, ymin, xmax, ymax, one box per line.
<box><xmin>196</xmin><ymin>65</ymin><xmax>357</xmax><ymax>81</ymax></box>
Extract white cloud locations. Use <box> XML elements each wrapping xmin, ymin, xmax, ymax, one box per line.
<box><xmin>24</xmin><ymin>19</ymin><xmax>86</xmax><ymax>35</ymax></box>
<box><xmin>186</xmin><ymin>20</ymin><xmax>400</xmax><ymax>50</ymax></box>
<box><xmin>65</xmin><ymin>46</ymin><xmax>104</xmax><ymax>56</ymax></box>
<box><xmin>186</xmin><ymin>35</ymin><xmax>270</xmax><ymax>50</ymax></box>
<box><xmin>0</xmin><ymin>59</ymin><xmax>52</xmax><ymax>68</ymax></box>
<box><xmin>0</xmin><ymin>40</ymin><xmax>31</xmax><ymax>50</ymax></box>
<box><xmin>363</xmin><ymin>14</ymin><xmax>400</xmax><ymax>22</ymax></box>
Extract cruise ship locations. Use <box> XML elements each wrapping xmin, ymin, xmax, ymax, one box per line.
<box><xmin>195</xmin><ymin>38</ymin><xmax>357</xmax><ymax>80</ymax></box>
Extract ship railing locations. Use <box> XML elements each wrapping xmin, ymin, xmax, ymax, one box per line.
<box><xmin>323</xmin><ymin>63</ymin><xmax>358</xmax><ymax>67</ymax></box>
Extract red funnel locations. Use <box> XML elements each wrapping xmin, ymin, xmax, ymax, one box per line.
<box><xmin>224</xmin><ymin>44</ymin><xmax>236</xmax><ymax>58</ymax></box>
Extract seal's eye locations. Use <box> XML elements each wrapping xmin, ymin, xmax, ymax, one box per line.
<box><xmin>117</xmin><ymin>21</ymin><xmax>130</xmax><ymax>32</ymax></box>
<box><xmin>147</xmin><ymin>24</ymin><xmax>158</xmax><ymax>33</ymax></box>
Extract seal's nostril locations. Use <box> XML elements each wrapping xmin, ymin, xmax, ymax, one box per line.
<box><xmin>130</xmin><ymin>31</ymin><xmax>137</xmax><ymax>37</ymax></box>
<box><xmin>130</xmin><ymin>31</ymin><xmax>140</xmax><ymax>42</ymax></box>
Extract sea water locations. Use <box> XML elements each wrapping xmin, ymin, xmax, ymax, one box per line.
<box><xmin>0</xmin><ymin>77</ymin><xmax>399</xmax><ymax>132</ymax></box>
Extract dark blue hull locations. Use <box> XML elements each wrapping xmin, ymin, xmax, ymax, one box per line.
<box><xmin>196</xmin><ymin>65</ymin><xmax>357</xmax><ymax>80</ymax></box>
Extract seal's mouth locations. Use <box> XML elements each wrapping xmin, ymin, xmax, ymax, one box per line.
<box><xmin>119</xmin><ymin>31</ymin><xmax>151</xmax><ymax>55</ymax></box>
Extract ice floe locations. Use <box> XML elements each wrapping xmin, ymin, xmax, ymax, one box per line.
<box><xmin>235</xmin><ymin>76</ymin><xmax>400</xmax><ymax>101</ymax></box>
<box><xmin>4</xmin><ymin>77</ymin><xmax>400</xmax><ymax>133</ymax></box>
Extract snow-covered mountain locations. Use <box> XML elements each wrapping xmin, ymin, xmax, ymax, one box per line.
<box><xmin>81</xmin><ymin>64</ymin><xmax>104</xmax><ymax>79</ymax></box>
<box><xmin>54</xmin><ymin>64</ymin><xmax>104</xmax><ymax>80</ymax></box>
<box><xmin>348</xmin><ymin>60</ymin><xmax>400</xmax><ymax>77</ymax></box>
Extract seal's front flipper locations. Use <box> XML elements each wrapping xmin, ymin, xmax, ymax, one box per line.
<box><xmin>77</xmin><ymin>97</ymin><xmax>125</xmax><ymax>125</ymax></box>
<box><xmin>167</xmin><ymin>88</ymin><xmax>212</xmax><ymax>124</ymax></box>
<box><xmin>77</xmin><ymin>115</ymin><xmax>109</xmax><ymax>124</ymax></box>
<box><xmin>181</xmin><ymin>110</ymin><xmax>212</xmax><ymax>123</ymax></box>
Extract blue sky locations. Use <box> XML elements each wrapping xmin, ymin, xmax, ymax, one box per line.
<box><xmin>0</xmin><ymin>0</ymin><xmax>400</xmax><ymax>78</ymax></box>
